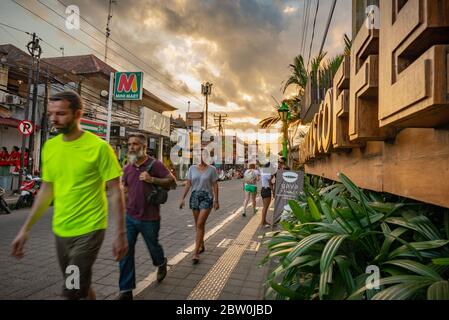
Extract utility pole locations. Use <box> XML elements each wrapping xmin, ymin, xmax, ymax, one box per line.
<box><xmin>187</xmin><ymin>101</ymin><xmax>191</xmax><ymax>113</ymax></box>
<box><xmin>39</xmin><ymin>65</ymin><xmax>49</xmax><ymax>171</ymax></box>
<box><xmin>19</xmin><ymin>33</ymin><xmax>41</xmax><ymax>190</ymax></box>
<box><xmin>213</xmin><ymin>113</ymin><xmax>228</xmax><ymax>136</ymax></box>
<box><xmin>104</xmin><ymin>0</ymin><xmax>116</xmax><ymax>63</ymax></box>
<box><xmin>201</xmin><ymin>82</ymin><xmax>212</xmax><ymax>130</ymax></box>
<box><xmin>28</xmin><ymin>51</ymin><xmax>41</xmax><ymax>173</ymax></box>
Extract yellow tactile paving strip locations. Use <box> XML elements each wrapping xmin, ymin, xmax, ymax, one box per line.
<box><xmin>187</xmin><ymin>211</ymin><xmax>261</xmax><ymax>300</ymax></box>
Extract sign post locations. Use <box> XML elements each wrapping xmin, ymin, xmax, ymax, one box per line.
<box><xmin>106</xmin><ymin>72</ymin><xmax>114</xmax><ymax>143</ymax></box>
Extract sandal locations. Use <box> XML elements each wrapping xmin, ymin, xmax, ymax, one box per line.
<box><xmin>192</xmin><ymin>255</ymin><xmax>200</xmax><ymax>264</ymax></box>
<box><xmin>199</xmin><ymin>244</ymin><xmax>205</xmax><ymax>254</ymax></box>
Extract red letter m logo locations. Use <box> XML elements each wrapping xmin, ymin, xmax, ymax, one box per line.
<box><xmin>117</xmin><ymin>74</ymin><xmax>137</xmax><ymax>93</ymax></box>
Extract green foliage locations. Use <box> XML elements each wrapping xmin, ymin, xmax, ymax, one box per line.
<box><xmin>262</xmin><ymin>173</ymin><xmax>449</xmax><ymax>300</ymax></box>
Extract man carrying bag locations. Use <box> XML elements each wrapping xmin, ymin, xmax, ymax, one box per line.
<box><xmin>118</xmin><ymin>134</ymin><xmax>175</xmax><ymax>300</ymax></box>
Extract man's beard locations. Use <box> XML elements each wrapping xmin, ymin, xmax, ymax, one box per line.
<box><xmin>54</xmin><ymin>121</ymin><xmax>76</xmax><ymax>135</ymax></box>
<box><xmin>128</xmin><ymin>148</ymin><xmax>145</xmax><ymax>164</ymax></box>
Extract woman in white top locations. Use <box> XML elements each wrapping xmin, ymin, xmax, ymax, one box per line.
<box><xmin>260</xmin><ymin>162</ymin><xmax>274</xmax><ymax>227</ymax></box>
<box><xmin>242</xmin><ymin>163</ymin><xmax>260</xmax><ymax>217</ymax></box>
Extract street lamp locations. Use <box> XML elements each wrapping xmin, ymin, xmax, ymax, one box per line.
<box><xmin>278</xmin><ymin>102</ymin><xmax>290</xmax><ymax>160</ymax></box>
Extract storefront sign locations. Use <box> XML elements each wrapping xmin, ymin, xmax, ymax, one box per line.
<box><xmin>81</xmin><ymin>118</ymin><xmax>106</xmax><ymax>139</ymax></box>
<box><xmin>139</xmin><ymin>107</ymin><xmax>170</xmax><ymax>137</ymax></box>
<box><xmin>114</xmin><ymin>72</ymin><xmax>144</xmax><ymax>101</ymax></box>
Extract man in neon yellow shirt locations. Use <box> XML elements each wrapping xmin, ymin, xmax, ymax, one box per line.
<box><xmin>11</xmin><ymin>90</ymin><xmax>128</xmax><ymax>300</ymax></box>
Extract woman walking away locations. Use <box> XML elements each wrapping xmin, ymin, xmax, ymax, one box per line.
<box><xmin>242</xmin><ymin>164</ymin><xmax>260</xmax><ymax>217</ymax></box>
<box><xmin>180</xmin><ymin>158</ymin><xmax>219</xmax><ymax>264</ymax></box>
<box><xmin>260</xmin><ymin>162</ymin><xmax>274</xmax><ymax>227</ymax></box>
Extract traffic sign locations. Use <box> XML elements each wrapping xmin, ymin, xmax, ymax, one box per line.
<box><xmin>18</xmin><ymin>120</ymin><xmax>34</xmax><ymax>136</ymax></box>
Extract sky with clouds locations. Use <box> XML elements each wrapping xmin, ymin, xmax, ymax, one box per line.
<box><xmin>0</xmin><ymin>0</ymin><xmax>352</xmax><ymax>136</ymax></box>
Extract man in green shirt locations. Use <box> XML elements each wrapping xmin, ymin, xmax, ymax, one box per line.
<box><xmin>11</xmin><ymin>90</ymin><xmax>128</xmax><ymax>300</ymax></box>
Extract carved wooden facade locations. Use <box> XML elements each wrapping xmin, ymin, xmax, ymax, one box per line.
<box><xmin>301</xmin><ymin>0</ymin><xmax>449</xmax><ymax>209</ymax></box>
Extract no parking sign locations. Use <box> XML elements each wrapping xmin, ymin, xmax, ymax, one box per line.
<box><xmin>18</xmin><ymin>120</ymin><xmax>35</xmax><ymax>136</ymax></box>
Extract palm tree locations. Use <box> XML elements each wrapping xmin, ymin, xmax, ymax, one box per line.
<box><xmin>282</xmin><ymin>55</ymin><xmax>308</xmax><ymax>95</ymax></box>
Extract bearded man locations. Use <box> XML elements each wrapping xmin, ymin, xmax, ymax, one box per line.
<box><xmin>118</xmin><ymin>133</ymin><xmax>175</xmax><ymax>300</ymax></box>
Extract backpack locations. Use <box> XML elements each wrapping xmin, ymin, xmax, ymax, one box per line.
<box><xmin>145</xmin><ymin>159</ymin><xmax>175</xmax><ymax>205</ymax></box>
<box><xmin>244</xmin><ymin>169</ymin><xmax>256</xmax><ymax>184</ymax></box>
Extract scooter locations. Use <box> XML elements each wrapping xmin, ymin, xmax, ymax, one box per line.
<box><xmin>0</xmin><ymin>187</ymin><xmax>11</xmax><ymax>214</ymax></box>
<box><xmin>15</xmin><ymin>174</ymin><xmax>41</xmax><ymax>209</ymax></box>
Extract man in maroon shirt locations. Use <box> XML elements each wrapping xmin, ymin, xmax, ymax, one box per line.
<box><xmin>118</xmin><ymin>133</ymin><xmax>175</xmax><ymax>300</ymax></box>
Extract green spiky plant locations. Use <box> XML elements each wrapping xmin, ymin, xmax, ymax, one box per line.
<box><xmin>261</xmin><ymin>174</ymin><xmax>449</xmax><ymax>300</ymax></box>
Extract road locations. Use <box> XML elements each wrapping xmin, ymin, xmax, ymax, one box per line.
<box><xmin>0</xmin><ymin>179</ymin><xmax>245</xmax><ymax>300</ymax></box>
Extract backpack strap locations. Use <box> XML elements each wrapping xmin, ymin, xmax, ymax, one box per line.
<box><xmin>146</xmin><ymin>158</ymin><xmax>157</xmax><ymax>175</ymax></box>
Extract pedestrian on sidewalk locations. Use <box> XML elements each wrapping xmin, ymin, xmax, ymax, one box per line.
<box><xmin>242</xmin><ymin>164</ymin><xmax>260</xmax><ymax>217</ymax></box>
<box><xmin>10</xmin><ymin>90</ymin><xmax>128</xmax><ymax>300</ymax></box>
<box><xmin>118</xmin><ymin>134</ymin><xmax>175</xmax><ymax>300</ymax></box>
<box><xmin>260</xmin><ymin>162</ymin><xmax>274</xmax><ymax>227</ymax></box>
<box><xmin>179</xmin><ymin>157</ymin><xmax>219</xmax><ymax>264</ymax></box>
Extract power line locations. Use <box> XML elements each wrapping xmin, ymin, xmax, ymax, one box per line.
<box><xmin>10</xmin><ymin>0</ymin><xmax>193</xmax><ymax>107</ymax></box>
<box><xmin>301</xmin><ymin>0</ymin><xmax>312</xmax><ymax>58</ymax></box>
<box><xmin>0</xmin><ymin>21</ymin><xmax>30</xmax><ymax>34</ymax></box>
<box><xmin>52</xmin><ymin>0</ymin><xmax>202</xmax><ymax>105</ymax></box>
<box><xmin>307</xmin><ymin>0</ymin><xmax>320</xmax><ymax>70</ymax></box>
<box><xmin>33</xmin><ymin>0</ymin><xmax>197</xmax><ymax>106</ymax></box>
<box><xmin>299</xmin><ymin>0</ymin><xmax>309</xmax><ymax>57</ymax></box>
<box><xmin>319</xmin><ymin>0</ymin><xmax>338</xmax><ymax>56</ymax></box>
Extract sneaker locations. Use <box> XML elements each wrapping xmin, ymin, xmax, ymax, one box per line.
<box><xmin>118</xmin><ymin>290</ymin><xmax>133</xmax><ymax>300</ymax></box>
<box><xmin>157</xmin><ymin>258</ymin><xmax>168</xmax><ymax>282</ymax></box>
<box><xmin>242</xmin><ymin>210</ymin><xmax>247</xmax><ymax>217</ymax></box>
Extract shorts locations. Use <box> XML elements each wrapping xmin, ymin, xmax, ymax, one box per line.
<box><xmin>190</xmin><ymin>190</ymin><xmax>214</xmax><ymax>210</ymax></box>
<box><xmin>55</xmin><ymin>229</ymin><xmax>105</xmax><ymax>300</ymax></box>
<box><xmin>261</xmin><ymin>187</ymin><xmax>272</xmax><ymax>199</ymax></box>
<box><xmin>244</xmin><ymin>184</ymin><xmax>257</xmax><ymax>194</ymax></box>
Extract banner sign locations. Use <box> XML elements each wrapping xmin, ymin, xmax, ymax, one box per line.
<box><xmin>272</xmin><ymin>170</ymin><xmax>304</xmax><ymax>225</ymax></box>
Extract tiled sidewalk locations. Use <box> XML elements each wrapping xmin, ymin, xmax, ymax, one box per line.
<box><xmin>137</xmin><ymin>207</ymin><xmax>274</xmax><ymax>300</ymax></box>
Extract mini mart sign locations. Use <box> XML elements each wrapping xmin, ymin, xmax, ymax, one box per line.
<box><xmin>114</xmin><ymin>72</ymin><xmax>143</xmax><ymax>101</ymax></box>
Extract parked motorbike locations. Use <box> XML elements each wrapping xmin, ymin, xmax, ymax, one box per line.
<box><xmin>0</xmin><ymin>187</ymin><xmax>12</xmax><ymax>214</ymax></box>
<box><xmin>15</xmin><ymin>174</ymin><xmax>41</xmax><ymax>209</ymax></box>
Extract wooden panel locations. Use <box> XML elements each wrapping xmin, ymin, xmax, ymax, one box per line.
<box><xmin>316</xmin><ymin>104</ymin><xmax>325</xmax><ymax>155</ymax></box>
<box><xmin>350</xmin><ymin>54</ymin><xmax>393</xmax><ymax>141</ymax></box>
<box><xmin>306</xmin><ymin>141</ymin><xmax>384</xmax><ymax>192</ymax></box>
<box><xmin>335</xmin><ymin>55</ymin><xmax>351</xmax><ymax>91</ymax></box>
<box><xmin>383</xmin><ymin>128</ymin><xmax>449</xmax><ymax>208</ymax></box>
<box><xmin>306</xmin><ymin>128</ymin><xmax>449</xmax><ymax>209</ymax></box>
<box><xmin>336</xmin><ymin>90</ymin><xmax>350</xmax><ymax>118</ymax></box>
<box><xmin>322</xmin><ymin>90</ymin><xmax>333</xmax><ymax>153</ymax></box>
<box><xmin>379</xmin><ymin>0</ymin><xmax>449</xmax><ymax>128</ymax></box>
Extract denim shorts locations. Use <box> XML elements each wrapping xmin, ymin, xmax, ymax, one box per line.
<box><xmin>190</xmin><ymin>190</ymin><xmax>213</xmax><ymax>210</ymax></box>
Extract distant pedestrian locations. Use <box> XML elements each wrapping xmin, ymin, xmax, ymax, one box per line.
<box><xmin>10</xmin><ymin>90</ymin><xmax>127</xmax><ymax>300</ymax></box>
<box><xmin>0</xmin><ymin>147</ymin><xmax>9</xmax><ymax>161</ymax></box>
<box><xmin>118</xmin><ymin>134</ymin><xmax>175</xmax><ymax>300</ymax></box>
<box><xmin>242</xmin><ymin>164</ymin><xmax>260</xmax><ymax>217</ymax></box>
<box><xmin>179</xmin><ymin>157</ymin><xmax>219</xmax><ymax>264</ymax></box>
<box><xmin>260</xmin><ymin>162</ymin><xmax>274</xmax><ymax>227</ymax></box>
